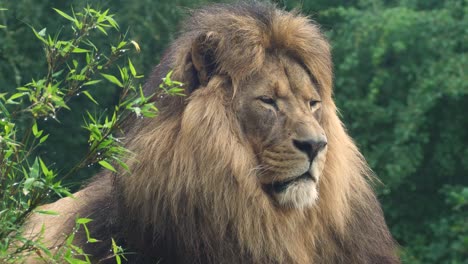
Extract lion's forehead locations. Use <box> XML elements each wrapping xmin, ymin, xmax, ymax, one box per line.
<box><xmin>282</xmin><ymin>57</ymin><xmax>318</xmax><ymax>100</ymax></box>
<box><xmin>257</xmin><ymin>54</ymin><xmax>319</xmax><ymax>102</ymax></box>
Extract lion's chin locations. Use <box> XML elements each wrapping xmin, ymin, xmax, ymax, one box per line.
<box><xmin>272</xmin><ymin>179</ymin><xmax>318</xmax><ymax>209</ymax></box>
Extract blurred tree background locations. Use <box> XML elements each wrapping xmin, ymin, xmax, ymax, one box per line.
<box><xmin>1</xmin><ymin>0</ymin><xmax>466</xmax><ymax>263</ymax></box>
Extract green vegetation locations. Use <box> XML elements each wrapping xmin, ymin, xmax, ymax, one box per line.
<box><xmin>325</xmin><ymin>3</ymin><xmax>467</xmax><ymax>262</ymax></box>
<box><xmin>0</xmin><ymin>0</ymin><xmax>466</xmax><ymax>263</ymax></box>
<box><xmin>0</xmin><ymin>6</ymin><xmax>162</xmax><ymax>262</ymax></box>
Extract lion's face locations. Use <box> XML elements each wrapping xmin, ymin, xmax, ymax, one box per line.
<box><xmin>234</xmin><ymin>54</ymin><xmax>328</xmax><ymax>209</ymax></box>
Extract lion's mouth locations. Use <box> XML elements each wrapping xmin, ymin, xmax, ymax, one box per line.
<box><xmin>271</xmin><ymin>172</ymin><xmax>314</xmax><ymax>193</ymax></box>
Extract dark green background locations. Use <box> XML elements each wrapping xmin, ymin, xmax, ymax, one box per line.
<box><xmin>1</xmin><ymin>0</ymin><xmax>466</xmax><ymax>263</ymax></box>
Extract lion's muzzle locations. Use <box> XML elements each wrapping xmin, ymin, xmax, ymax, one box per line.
<box><xmin>292</xmin><ymin>138</ymin><xmax>327</xmax><ymax>162</ymax></box>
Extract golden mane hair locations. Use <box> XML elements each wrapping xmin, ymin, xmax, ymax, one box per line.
<box><xmin>24</xmin><ymin>2</ymin><xmax>400</xmax><ymax>263</ymax></box>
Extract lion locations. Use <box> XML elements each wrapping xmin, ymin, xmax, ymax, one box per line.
<box><xmin>23</xmin><ymin>2</ymin><xmax>400</xmax><ymax>263</ymax></box>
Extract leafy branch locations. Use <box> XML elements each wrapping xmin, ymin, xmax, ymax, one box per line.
<box><xmin>0</xmin><ymin>6</ymin><xmax>182</xmax><ymax>263</ymax></box>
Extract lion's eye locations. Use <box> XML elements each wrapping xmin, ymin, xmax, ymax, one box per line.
<box><xmin>258</xmin><ymin>96</ymin><xmax>277</xmax><ymax>108</ymax></box>
<box><xmin>309</xmin><ymin>100</ymin><xmax>321</xmax><ymax>108</ymax></box>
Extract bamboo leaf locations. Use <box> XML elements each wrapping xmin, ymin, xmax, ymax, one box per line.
<box><xmin>76</xmin><ymin>218</ymin><xmax>92</xmax><ymax>224</ymax></box>
<box><xmin>128</xmin><ymin>59</ymin><xmax>136</xmax><ymax>77</ymax></box>
<box><xmin>82</xmin><ymin>80</ymin><xmax>102</xmax><ymax>86</ymax></box>
<box><xmin>35</xmin><ymin>210</ymin><xmax>59</xmax><ymax>215</ymax></box>
<box><xmin>72</xmin><ymin>47</ymin><xmax>90</xmax><ymax>53</ymax></box>
<box><xmin>99</xmin><ymin>160</ymin><xmax>116</xmax><ymax>172</ymax></box>
<box><xmin>101</xmin><ymin>73</ymin><xmax>123</xmax><ymax>87</ymax></box>
<box><xmin>39</xmin><ymin>134</ymin><xmax>49</xmax><ymax>144</ymax></box>
<box><xmin>82</xmin><ymin>91</ymin><xmax>99</xmax><ymax>105</ymax></box>
<box><xmin>53</xmin><ymin>8</ymin><xmax>75</xmax><ymax>22</ymax></box>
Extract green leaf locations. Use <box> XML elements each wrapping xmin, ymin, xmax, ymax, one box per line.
<box><xmin>31</xmin><ymin>27</ymin><xmax>48</xmax><ymax>44</ymax></box>
<box><xmin>128</xmin><ymin>59</ymin><xmax>137</xmax><ymax>77</ymax></box>
<box><xmin>52</xmin><ymin>69</ymin><xmax>64</xmax><ymax>78</ymax></box>
<box><xmin>39</xmin><ymin>158</ymin><xmax>50</xmax><ymax>175</ymax></box>
<box><xmin>76</xmin><ymin>218</ymin><xmax>92</xmax><ymax>224</ymax></box>
<box><xmin>39</xmin><ymin>134</ymin><xmax>49</xmax><ymax>144</ymax></box>
<box><xmin>8</xmin><ymin>92</ymin><xmax>26</xmax><ymax>101</ymax></box>
<box><xmin>106</xmin><ymin>16</ymin><xmax>119</xmax><ymax>30</ymax></box>
<box><xmin>53</xmin><ymin>8</ymin><xmax>75</xmax><ymax>22</ymax></box>
<box><xmin>133</xmin><ymin>107</ymin><xmax>141</xmax><ymax>117</ymax></box>
<box><xmin>99</xmin><ymin>160</ymin><xmax>116</xmax><ymax>172</ymax></box>
<box><xmin>165</xmin><ymin>70</ymin><xmax>173</xmax><ymax>83</ymax></box>
<box><xmin>116</xmin><ymin>41</ymin><xmax>127</xmax><ymax>49</ymax></box>
<box><xmin>72</xmin><ymin>47</ymin><xmax>90</xmax><ymax>53</ymax></box>
<box><xmin>114</xmin><ymin>157</ymin><xmax>130</xmax><ymax>171</ymax></box>
<box><xmin>30</xmin><ymin>158</ymin><xmax>40</xmax><ymax>178</ymax></box>
<box><xmin>23</xmin><ymin>178</ymin><xmax>36</xmax><ymax>195</ymax></box>
<box><xmin>32</xmin><ymin>122</ymin><xmax>39</xmax><ymax>137</ymax></box>
<box><xmin>37</xmin><ymin>28</ymin><xmax>47</xmax><ymax>37</ymax></box>
<box><xmin>86</xmin><ymin>111</ymin><xmax>96</xmax><ymax>123</ymax></box>
<box><xmin>101</xmin><ymin>73</ymin><xmax>123</xmax><ymax>87</ymax></box>
<box><xmin>66</xmin><ymin>232</ymin><xmax>75</xmax><ymax>246</ymax></box>
<box><xmin>82</xmin><ymin>91</ymin><xmax>99</xmax><ymax>105</ymax></box>
<box><xmin>82</xmin><ymin>80</ymin><xmax>102</xmax><ymax>86</ymax></box>
<box><xmin>64</xmin><ymin>258</ymin><xmax>88</xmax><ymax>264</ymax></box>
<box><xmin>112</xmin><ymin>238</ymin><xmax>122</xmax><ymax>264</ymax></box>
<box><xmin>35</xmin><ymin>210</ymin><xmax>59</xmax><ymax>215</ymax></box>
<box><xmin>168</xmin><ymin>88</ymin><xmax>185</xmax><ymax>95</ymax></box>
<box><xmin>96</xmin><ymin>25</ymin><xmax>108</xmax><ymax>35</ymax></box>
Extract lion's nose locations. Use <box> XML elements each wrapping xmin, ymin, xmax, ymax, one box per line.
<box><xmin>293</xmin><ymin>139</ymin><xmax>327</xmax><ymax>161</ymax></box>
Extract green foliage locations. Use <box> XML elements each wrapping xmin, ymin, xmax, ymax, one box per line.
<box><xmin>308</xmin><ymin>0</ymin><xmax>467</xmax><ymax>262</ymax></box>
<box><xmin>415</xmin><ymin>186</ymin><xmax>468</xmax><ymax>263</ymax></box>
<box><xmin>159</xmin><ymin>70</ymin><xmax>185</xmax><ymax>96</ymax></box>
<box><xmin>0</xmin><ymin>6</ymin><xmax>178</xmax><ymax>262</ymax></box>
<box><xmin>0</xmin><ymin>0</ymin><xmax>217</xmax><ymax>191</ymax></box>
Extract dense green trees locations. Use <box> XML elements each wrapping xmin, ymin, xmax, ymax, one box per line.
<box><xmin>1</xmin><ymin>0</ymin><xmax>466</xmax><ymax>263</ymax></box>
<box><xmin>318</xmin><ymin>2</ymin><xmax>468</xmax><ymax>262</ymax></box>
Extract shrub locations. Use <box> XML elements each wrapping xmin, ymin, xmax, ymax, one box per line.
<box><xmin>0</xmin><ymin>6</ymin><xmax>179</xmax><ymax>262</ymax></box>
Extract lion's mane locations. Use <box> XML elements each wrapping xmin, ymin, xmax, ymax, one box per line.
<box><xmin>114</xmin><ymin>2</ymin><xmax>399</xmax><ymax>263</ymax></box>
<box><xmin>25</xmin><ymin>2</ymin><xmax>399</xmax><ymax>264</ymax></box>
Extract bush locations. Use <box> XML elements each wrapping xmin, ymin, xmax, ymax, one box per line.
<box><xmin>0</xmin><ymin>6</ymin><xmax>170</xmax><ymax>262</ymax></box>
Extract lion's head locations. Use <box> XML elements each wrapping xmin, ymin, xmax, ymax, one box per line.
<box><xmin>231</xmin><ymin>54</ymin><xmax>328</xmax><ymax>209</ymax></box>
<box><xmin>117</xmin><ymin>2</ymin><xmax>399</xmax><ymax>263</ymax></box>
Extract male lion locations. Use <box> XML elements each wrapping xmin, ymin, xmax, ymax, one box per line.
<box><xmin>24</xmin><ymin>2</ymin><xmax>400</xmax><ymax>263</ymax></box>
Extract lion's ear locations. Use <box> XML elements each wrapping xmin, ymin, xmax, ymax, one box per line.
<box><xmin>190</xmin><ymin>32</ymin><xmax>220</xmax><ymax>90</ymax></box>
